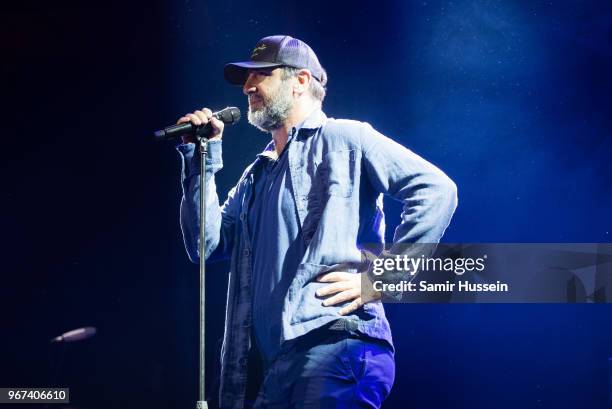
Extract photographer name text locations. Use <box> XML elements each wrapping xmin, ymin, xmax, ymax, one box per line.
<box><xmin>373</xmin><ymin>280</ymin><xmax>509</xmax><ymax>293</ymax></box>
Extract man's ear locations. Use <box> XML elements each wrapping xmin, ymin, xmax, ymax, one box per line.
<box><xmin>295</xmin><ymin>69</ymin><xmax>313</xmax><ymax>95</ymax></box>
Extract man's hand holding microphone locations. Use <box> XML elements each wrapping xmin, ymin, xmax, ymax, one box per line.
<box><xmin>153</xmin><ymin>106</ymin><xmax>240</xmax><ymax>142</ymax></box>
<box><xmin>177</xmin><ymin>107</ymin><xmax>225</xmax><ymax>144</ymax></box>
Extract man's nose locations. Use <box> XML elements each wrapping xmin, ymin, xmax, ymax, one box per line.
<box><xmin>243</xmin><ymin>73</ymin><xmax>256</xmax><ymax>95</ymax></box>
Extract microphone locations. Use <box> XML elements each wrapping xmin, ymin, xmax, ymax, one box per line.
<box><xmin>50</xmin><ymin>326</ymin><xmax>97</xmax><ymax>343</ymax></box>
<box><xmin>153</xmin><ymin>106</ymin><xmax>241</xmax><ymax>141</ymax></box>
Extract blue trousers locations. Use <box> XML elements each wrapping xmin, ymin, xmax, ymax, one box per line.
<box><xmin>248</xmin><ymin>322</ymin><xmax>395</xmax><ymax>409</ymax></box>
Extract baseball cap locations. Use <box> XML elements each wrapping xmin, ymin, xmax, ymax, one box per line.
<box><xmin>224</xmin><ymin>35</ymin><xmax>327</xmax><ymax>86</ymax></box>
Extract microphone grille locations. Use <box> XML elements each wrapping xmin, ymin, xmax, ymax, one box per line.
<box><xmin>217</xmin><ymin>107</ymin><xmax>241</xmax><ymax>124</ymax></box>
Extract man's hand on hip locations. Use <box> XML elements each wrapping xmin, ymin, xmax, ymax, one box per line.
<box><xmin>316</xmin><ymin>272</ymin><xmax>382</xmax><ymax>316</ymax></box>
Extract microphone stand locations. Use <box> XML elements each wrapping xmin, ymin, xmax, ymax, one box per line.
<box><xmin>197</xmin><ymin>136</ymin><xmax>209</xmax><ymax>409</ymax></box>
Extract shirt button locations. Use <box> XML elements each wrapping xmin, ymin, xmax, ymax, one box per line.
<box><xmin>239</xmin><ymin>213</ymin><xmax>246</xmax><ymax>221</ymax></box>
<box><xmin>244</xmin><ymin>248</ymin><xmax>251</xmax><ymax>256</ymax></box>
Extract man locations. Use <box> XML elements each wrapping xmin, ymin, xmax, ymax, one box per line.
<box><xmin>176</xmin><ymin>35</ymin><xmax>457</xmax><ymax>409</ymax></box>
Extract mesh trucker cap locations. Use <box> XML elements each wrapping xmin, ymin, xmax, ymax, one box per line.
<box><xmin>224</xmin><ymin>35</ymin><xmax>327</xmax><ymax>86</ymax></box>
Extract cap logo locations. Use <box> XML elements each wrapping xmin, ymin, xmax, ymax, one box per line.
<box><xmin>251</xmin><ymin>44</ymin><xmax>267</xmax><ymax>58</ymax></box>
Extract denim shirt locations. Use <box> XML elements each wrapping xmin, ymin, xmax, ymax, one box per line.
<box><xmin>177</xmin><ymin>109</ymin><xmax>458</xmax><ymax>409</ymax></box>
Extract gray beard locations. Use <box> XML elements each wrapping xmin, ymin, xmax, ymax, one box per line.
<box><xmin>247</xmin><ymin>82</ymin><xmax>293</xmax><ymax>132</ymax></box>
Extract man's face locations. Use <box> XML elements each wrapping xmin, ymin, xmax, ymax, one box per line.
<box><xmin>243</xmin><ymin>67</ymin><xmax>294</xmax><ymax>132</ymax></box>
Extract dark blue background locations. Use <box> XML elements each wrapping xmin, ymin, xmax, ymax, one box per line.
<box><xmin>2</xmin><ymin>0</ymin><xmax>611</xmax><ymax>408</ymax></box>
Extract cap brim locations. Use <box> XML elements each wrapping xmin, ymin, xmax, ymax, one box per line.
<box><xmin>224</xmin><ymin>61</ymin><xmax>284</xmax><ymax>85</ymax></box>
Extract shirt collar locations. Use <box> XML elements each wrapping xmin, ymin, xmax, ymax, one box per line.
<box><xmin>294</xmin><ymin>108</ymin><xmax>327</xmax><ymax>132</ymax></box>
<box><xmin>257</xmin><ymin>108</ymin><xmax>327</xmax><ymax>159</ymax></box>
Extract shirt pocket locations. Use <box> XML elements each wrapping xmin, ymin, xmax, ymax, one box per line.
<box><xmin>319</xmin><ymin>149</ymin><xmax>357</xmax><ymax>198</ymax></box>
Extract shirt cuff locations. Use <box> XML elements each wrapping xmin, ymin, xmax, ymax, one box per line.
<box><xmin>361</xmin><ymin>249</ymin><xmax>404</xmax><ymax>302</ymax></box>
<box><xmin>176</xmin><ymin>140</ymin><xmax>223</xmax><ymax>180</ymax></box>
